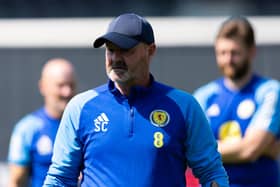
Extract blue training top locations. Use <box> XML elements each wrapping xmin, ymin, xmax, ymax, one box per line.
<box><xmin>43</xmin><ymin>77</ymin><xmax>229</xmax><ymax>187</ymax></box>
<box><xmin>194</xmin><ymin>74</ymin><xmax>280</xmax><ymax>187</ymax></box>
<box><xmin>8</xmin><ymin>108</ymin><xmax>60</xmax><ymax>187</ymax></box>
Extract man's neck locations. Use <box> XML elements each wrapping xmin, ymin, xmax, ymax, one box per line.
<box><xmin>115</xmin><ymin>76</ymin><xmax>151</xmax><ymax>96</ymax></box>
<box><xmin>115</xmin><ymin>83</ymin><xmax>131</xmax><ymax>96</ymax></box>
<box><xmin>224</xmin><ymin>72</ymin><xmax>253</xmax><ymax>91</ymax></box>
<box><xmin>44</xmin><ymin>106</ymin><xmax>62</xmax><ymax>119</ymax></box>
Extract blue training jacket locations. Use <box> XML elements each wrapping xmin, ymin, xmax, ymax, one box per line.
<box><xmin>8</xmin><ymin>108</ymin><xmax>60</xmax><ymax>187</ymax></box>
<box><xmin>43</xmin><ymin>77</ymin><xmax>229</xmax><ymax>187</ymax></box>
<box><xmin>194</xmin><ymin>74</ymin><xmax>280</xmax><ymax>187</ymax></box>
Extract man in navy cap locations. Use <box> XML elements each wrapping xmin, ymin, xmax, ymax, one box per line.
<box><xmin>43</xmin><ymin>13</ymin><xmax>229</xmax><ymax>187</ymax></box>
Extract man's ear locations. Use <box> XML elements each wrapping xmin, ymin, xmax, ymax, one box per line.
<box><xmin>148</xmin><ymin>43</ymin><xmax>156</xmax><ymax>56</ymax></box>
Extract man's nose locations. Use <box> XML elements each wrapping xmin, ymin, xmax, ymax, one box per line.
<box><xmin>111</xmin><ymin>50</ymin><xmax>123</xmax><ymax>61</ymax></box>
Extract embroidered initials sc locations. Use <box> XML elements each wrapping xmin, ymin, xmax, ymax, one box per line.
<box><xmin>94</xmin><ymin>113</ymin><xmax>109</xmax><ymax>132</ymax></box>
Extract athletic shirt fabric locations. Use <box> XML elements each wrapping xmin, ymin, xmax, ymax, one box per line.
<box><xmin>8</xmin><ymin>108</ymin><xmax>60</xmax><ymax>187</ymax></box>
<box><xmin>43</xmin><ymin>77</ymin><xmax>229</xmax><ymax>187</ymax></box>
<box><xmin>194</xmin><ymin>74</ymin><xmax>280</xmax><ymax>187</ymax></box>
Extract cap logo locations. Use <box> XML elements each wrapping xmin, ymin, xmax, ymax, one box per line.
<box><xmin>150</xmin><ymin>110</ymin><xmax>170</xmax><ymax>127</ymax></box>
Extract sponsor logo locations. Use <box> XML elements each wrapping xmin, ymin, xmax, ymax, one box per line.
<box><xmin>219</xmin><ymin>120</ymin><xmax>242</xmax><ymax>142</ymax></box>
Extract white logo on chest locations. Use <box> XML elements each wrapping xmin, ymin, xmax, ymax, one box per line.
<box><xmin>237</xmin><ymin>99</ymin><xmax>255</xmax><ymax>119</ymax></box>
<box><xmin>207</xmin><ymin>104</ymin><xmax>220</xmax><ymax>117</ymax></box>
<box><xmin>94</xmin><ymin>113</ymin><xmax>110</xmax><ymax>132</ymax></box>
<box><xmin>36</xmin><ymin>135</ymin><xmax>53</xmax><ymax>155</ymax></box>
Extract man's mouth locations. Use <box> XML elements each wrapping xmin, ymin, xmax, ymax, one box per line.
<box><xmin>112</xmin><ymin>66</ymin><xmax>127</xmax><ymax>71</ymax></box>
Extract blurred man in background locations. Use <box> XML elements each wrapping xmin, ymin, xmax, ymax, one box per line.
<box><xmin>7</xmin><ymin>58</ymin><xmax>77</xmax><ymax>187</ymax></box>
<box><xmin>193</xmin><ymin>16</ymin><xmax>280</xmax><ymax>187</ymax></box>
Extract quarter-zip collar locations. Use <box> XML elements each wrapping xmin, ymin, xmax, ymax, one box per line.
<box><xmin>108</xmin><ymin>74</ymin><xmax>155</xmax><ymax>103</ymax></box>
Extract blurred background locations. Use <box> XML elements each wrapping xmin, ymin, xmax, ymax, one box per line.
<box><xmin>0</xmin><ymin>0</ymin><xmax>280</xmax><ymax>17</ymax></box>
<box><xmin>1</xmin><ymin>0</ymin><xmax>280</xmax><ymax>186</ymax></box>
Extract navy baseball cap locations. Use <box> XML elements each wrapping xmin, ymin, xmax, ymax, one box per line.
<box><xmin>93</xmin><ymin>13</ymin><xmax>155</xmax><ymax>49</ymax></box>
